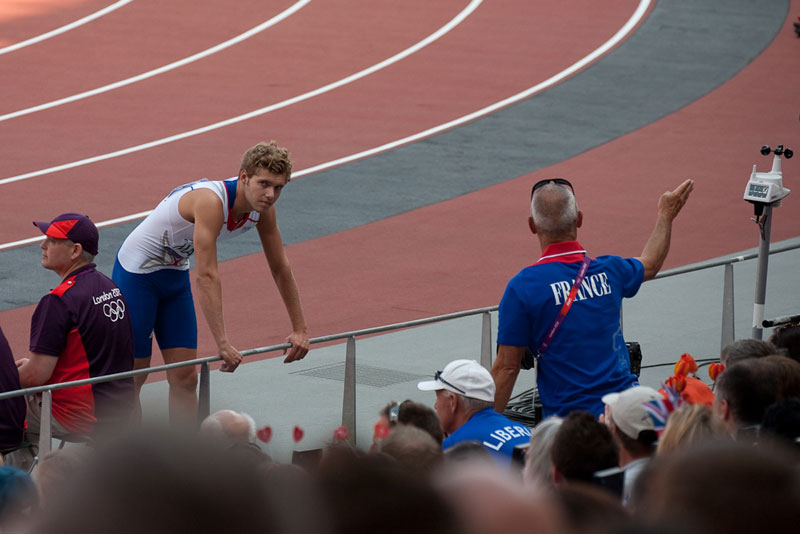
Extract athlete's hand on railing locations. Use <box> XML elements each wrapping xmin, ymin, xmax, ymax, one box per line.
<box><xmin>283</xmin><ymin>331</ymin><xmax>310</xmax><ymax>363</ymax></box>
<box><xmin>218</xmin><ymin>342</ymin><xmax>243</xmax><ymax>372</ymax></box>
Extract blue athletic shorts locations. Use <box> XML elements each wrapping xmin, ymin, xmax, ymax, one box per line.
<box><xmin>112</xmin><ymin>257</ymin><xmax>198</xmax><ymax>358</ymax></box>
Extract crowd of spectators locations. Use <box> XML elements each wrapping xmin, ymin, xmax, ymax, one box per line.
<box><xmin>0</xmin><ymin>330</ymin><xmax>794</xmax><ymax>534</ymax></box>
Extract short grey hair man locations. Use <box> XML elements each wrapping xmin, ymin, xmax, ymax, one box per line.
<box><xmin>200</xmin><ymin>409</ymin><xmax>257</xmax><ymax>445</ymax></box>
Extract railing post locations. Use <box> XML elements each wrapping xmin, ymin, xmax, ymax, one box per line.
<box><xmin>39</xmin><ymin>390</ymin><xmax>53</xmax><ymax>455</ymax></box>
<box><xmin>480</xmin><ymin>311</ymin><xmax>492</xmax><ymax>369</ymax></box>
<box><xmin>197</xmin><ymin>362</ymin><xmax>210</xmax><ymax>426</ymax></box>
<box><xmin>721</xmin><ymin>263</ymin><xmax>735</xmax><ymax>352</ymax></box>
<box><xmin>342</xmin><ymin>336</ymin><xmax>356</xmax><ymax>446</ymax></box>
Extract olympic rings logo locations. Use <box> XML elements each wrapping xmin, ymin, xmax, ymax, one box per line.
<box><xmin>103</xmin><ymin>299</ymin><xmax>126</xmax><ymax>322</ymax></box>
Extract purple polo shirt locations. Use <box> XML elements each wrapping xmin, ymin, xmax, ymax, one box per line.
<box><xmin>30</xmin><ymin>264</ymin><xmax>134</xmax><ymax>434</ymax></box>
<box><xmin>0</xmin><ymin>327</ymin><xmax>25</xmax><ymax>450</ymax></box>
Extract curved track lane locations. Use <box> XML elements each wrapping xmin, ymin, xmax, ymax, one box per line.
<box><xmin>0</xmin><ymin>0</ymin><xmax>299</xmax><ymax>112</ymax></box>
<box><xmin>0</xmin><ymin>0</ymin><xmax>639</xmax><ymax>239</ymax></box>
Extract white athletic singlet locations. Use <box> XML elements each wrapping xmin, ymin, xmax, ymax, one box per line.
<box><xmin>116</xmin><ymin>178</ymin><xmax>260</xmax><ymax>273</ymax></box>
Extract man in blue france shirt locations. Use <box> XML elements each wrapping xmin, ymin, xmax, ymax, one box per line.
<box><xmin>418</xmin><ymin>359</ymin><xmax>531</xmax><ymax>467</ymax></box>
<box><xmin>492</xmin><ymin>178</ymin><xmax>693</xmax><ymax>418</ymax></box>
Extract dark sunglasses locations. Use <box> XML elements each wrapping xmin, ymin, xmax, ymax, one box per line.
<box><xmin>434</xmin><ymin>370</ymin><xmax>466</xmax><ymax>395</ymax></box>
<box><xmin>531</xmin><ymin>178</ymin><xmax>574</xmax><ymax>198</ymax></box>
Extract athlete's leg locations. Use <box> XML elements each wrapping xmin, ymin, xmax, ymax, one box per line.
<box><xmin>161</xmin><ymin>347</ymin><xmax>199</xmax><ymax>426</ymax></box>
<box><xmin>153</xmin><ymin>269</ymin><xmax>199</xmax><ymax>426</ymax></box>
<box><xmin>112</xmin><ymin>258</ymin><xmax>157</xmax><ymax>424</ymax></box>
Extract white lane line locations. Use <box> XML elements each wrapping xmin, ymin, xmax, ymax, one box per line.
<box><xmin>0</xmin><ymin>0</ymin><xmax>650</xmax><ymax>252</ymax></box>
<box><xmin>0</xmin><ymin>0</ymin><xmax>134</xmax><ymax>56</ymax></box>
<box><xmin>2</xmin><ymin>212</ymin><xmax>152</xmax><ymax>251</ymax></box>
<box><xmin>0</xmin><ymin>0</ymin><xmax>484</xmax><ymax>186</ymax></box>
<box><xmin>298</xmin><ymin>0</ymin><xmax>651</xmax><ymax>177</ymax></box>
<box><xmin>0</xmin><ymin>0</ymin><xmax>311</xmax><ymax>122</ymax></box>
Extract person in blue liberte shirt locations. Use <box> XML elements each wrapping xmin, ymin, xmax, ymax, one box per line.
<box><xmin>493</xmin><ymin>178</ymin><xmax>694</xmax><ymax>418</ymax></box>
<box><xmin>418</xmin><ymin>359</ymin><xmax>530</xmax><ymax>468</ymax></box>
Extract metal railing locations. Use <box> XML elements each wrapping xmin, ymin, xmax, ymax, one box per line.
<box><xmin>2</xmin><ymin>242</ymin><xmax>797</xmax><ymax>452</ymax></box>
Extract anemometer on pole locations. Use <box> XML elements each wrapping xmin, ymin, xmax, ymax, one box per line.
<box><xmin>743</xmin><ymin>144</ymin><xmax>792</xmax><ymax>339</ymax></box>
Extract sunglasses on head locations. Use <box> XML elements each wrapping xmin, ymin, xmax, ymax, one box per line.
<box><xmin>531</xmin><ymin>178</ymin><xmax>574</xmax><ymax>198</ymax></box>
<box><xmin>434</xmin><ymin>370</ymin><xmax>466</xmax><ymax>395</ymax></box>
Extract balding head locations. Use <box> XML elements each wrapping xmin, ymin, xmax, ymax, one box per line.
<box><xmin>200</xmin><ymin>409</ymin><xmax>256</xmax><ymax>445</ymax></box>
<box><xmin>530</xmin><ymin>183</ymin><xmax>580</xmax><ymax>242</ymax></box>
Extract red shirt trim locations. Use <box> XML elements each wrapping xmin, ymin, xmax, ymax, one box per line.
<box><xmin>534</xmin><ymin>241</ymin><xmax>588</xmax><ymax>265</ymax></box>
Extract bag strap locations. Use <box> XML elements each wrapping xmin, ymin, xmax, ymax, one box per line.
<box><xmin>535</xmin><ymin>255</ymin><xmax>592</xmax><ymax>362</ymax></box>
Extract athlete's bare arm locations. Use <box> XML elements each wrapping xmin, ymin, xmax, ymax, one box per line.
<box><xmin>257</xmin><ymin>209</ymin><xmax>309</xmax><ymax>363</ymax></box>
<box><xmin>636</xmin><ymin>179</ymin><xmax>694</xmax><ymax>281</ymax></box>
<box><xmin>181</xmin><ymin>189</ymin><xmax>243</xmax><ymax>372</ymax></box>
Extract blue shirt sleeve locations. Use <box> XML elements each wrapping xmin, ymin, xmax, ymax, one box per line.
<box><xmin>619</xmin><ymin>257</ymin><xmax>645</xmax><ymax>298</ymax></box>
<box><xmin>497</xmin><ymin>277</ymin><xmax>531</xmax><ymax>347</ymax></box>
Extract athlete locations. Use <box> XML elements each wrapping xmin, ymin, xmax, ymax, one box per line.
<box><xmin>113</xmin><ymin>141</ymin><xmax>309</xmax><ymax>423</ymax></box>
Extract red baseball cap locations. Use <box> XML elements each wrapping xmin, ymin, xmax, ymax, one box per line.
<box><xmin>33</xmin><ymin>213</ymin><xmax>99</xmax><ymax>256</ymax></box>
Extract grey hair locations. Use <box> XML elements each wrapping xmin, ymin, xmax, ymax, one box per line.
<box><xmin>531</xmin><ymin>183</ymin><xmax>579</xmax><ymax>238</ymax></box>
<box><xmin>200</xmin><ymin>410</ymin><xmax>257</xmax><ymax>444</ymax></box>
<box><xmin>522</xmin><ymin>416</ymin><xmax>564</xmax><ymax>489</ymax></box>
<box><xmin>459</xmin><ymin>395</ymin><xmax>494</xmax><ymax>415</ymax></box>
<box><xmin>80</xmin><ymin>250</ymin><xmax>95</xmax><ymax>263</ymax></box>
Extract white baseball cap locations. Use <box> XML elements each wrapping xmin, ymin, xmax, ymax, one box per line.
<box><xmin>601</xmin><ymin>385</ymin><xmax>662</xmax><ymax>440</ymax></box>
<box><xmin>417</xmin><ymin>359</ymin><xmax>495</xmax><ymax>402</ymax></box>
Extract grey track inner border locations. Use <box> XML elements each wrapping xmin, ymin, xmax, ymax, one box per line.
<box><xmin>0</xmin><ymin>0</ymin><xmax>788</xmax><ymax>310</ymax></box>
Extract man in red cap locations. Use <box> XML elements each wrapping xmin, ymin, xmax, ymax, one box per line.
<box><xmin>16</xmin><ymin>213</ymin><xmax>134</xmax><ymax>442</ymax></box>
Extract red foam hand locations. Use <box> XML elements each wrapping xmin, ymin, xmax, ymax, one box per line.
<box><xmin>256</xmin><ymin>426</ymin><xmax>272</xmax><ymax>443</ymax></box>
<box><xmin>373</xmin><ymin>423</ymin><xmax>390</xmax><ymax>441</ymax></box>
<box><xmin>293</xmin><ymin>425</ymin><xmax>305</xmax><ymax>443</ymax></box>
<box><xmin>333</xmin><ymin>425</ymin><xmax>349</xmax><ymax>441</ymax></box>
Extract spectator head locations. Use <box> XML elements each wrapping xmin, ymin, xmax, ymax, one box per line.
<box><xmin>637</xmin><ymin>441</ymin><xmax>800</xmax><ymax>534</ymax></box>
<box><xmin>769</xmin><ymin>324</ymin><xmax>800</xmax><ymax>363</ymax></box>
<box><xmin>760</xmin><ymin>398</ymin><xmax>800</xmax><ymax>452</ymax></box>
<box><xmin>522</xmin><ymin>416</ymin><xmax>563</xmax><ymax>489</ymax></box>
<box><xmin>28</xmin><ymin>430</ymin><xmax>277</xmax><ymax>534</ymax></box>
<box><xmin>529</xmin><ymin>180</ymin><xmax>581</xmax><ymax>242</ymax></box>
<box><xmin>443</xmin><ymin>441</ymin><xmax>494</xmax><ymax>465</ymax></box>
<box><xmin>602</xmin><ymin>386</ymin><xmax>660</xmax><ymax>462</ymax></box>
<box><xmin>720</xmin><ymin>338</ymin><xmax>777</xmax><ymax>367</ymax></box>
<box><xmin>379</xmin><ymin>400</ymin><xmax>444</xmax><ymax>446</ymax></box>
<box><xmin>435</xmin><ymin>459</ymin><xmax>564</xmax><ymax>534</ymax></box>
<box><xmin>551</xmin><ymin>411</ymin><xmax>618</xmax><ymax>485</ymax></box>
<box><xmin>761</xmin><ymin>354</ymin><xmax>800</xmax><ymax>400</ymax></box>
<box><xmin>713</xmin><ymin>358</ymin><xmax>779</xmax><ymax>438</ymax></box>
<box><xmin>318</xmin><ymin>451</ymin><xmax>463</xmax><ymax>534</ymax></box>
<box><xmin>418</xmin><ymin>360</ymin><xmax>495</xmax><ymax>435</ymax></box>
<box><xmin>33</xmin><ymin>213</ymin><xmax>99</xmax><ymax>260</ymax></box>
<box><xmin>555</xmin><ymin>483</ymin><xmax>632</xmax><ymax>534</ymax></box>
<box><xmin>0</xmin><ymin>466</ymin><xmax>37</xmax><ymax>529</ymax></box>
<box><xmin>377</xmin><ymin>424</ymin><xmax>442</xmax><ymax>478</ymax></box>
<box><xmin>656</xmin><ymin>403</ymin><xmax>729</xmax><ymax>456</ymax></box>
<box><xmin>200</xmin><ymin>409</ymin><xmax>257</xmax><ymax>445</ymax></box>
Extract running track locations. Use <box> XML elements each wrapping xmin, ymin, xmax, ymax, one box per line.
<box><xmin>1</xmin><ymin>0</ymin><xmax>798</xmax><ymax>375</ymax></box>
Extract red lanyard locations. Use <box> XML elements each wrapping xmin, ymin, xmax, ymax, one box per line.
<box><xmin>536</xmin><ymin>255</ymin><xmax>591</xmax><ymax>360</ymax></box>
